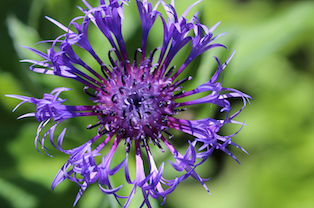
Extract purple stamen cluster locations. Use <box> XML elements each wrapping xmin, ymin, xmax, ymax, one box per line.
<box><xmin>6</xmin><ymin>0</ymin><xmax>251</xmax><ymax>207</ymax></box>
<box><xmin>90</xmin><ymin>48</ymin><xmax>181</xmax><ymax>152</ymax></box>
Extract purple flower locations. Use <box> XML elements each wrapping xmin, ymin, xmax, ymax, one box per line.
<box><xmin>6</xmin><ymin>0</ymin><xmax>251</xmax><ymax>207</ymax></box>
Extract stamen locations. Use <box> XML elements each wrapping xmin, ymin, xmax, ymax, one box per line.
<box><xmin>125</xmin><ymin>142</ymin><xmax>131</xmax><ymax>153</ymax></box>
<box><xmin>111</xmin><ymin>94</ymin><xmax>118</xmax><ymax>103</ymax></box>
<box><xmin>133</xmin><ymin>48</ymin><xmax>142</xmax><ymax>68</ymax></box>
<box><xmin>151</xmin><ymin>65</ymin><xmax>159</xmax><ymax>76</ymax></box>
<box><xmin>173</xmin><ymin>90</ymin><xmax>185</xmax><ymax>97</ymax></box>
<box><xmin>118</xmin><ymin>128</ymin><xmax>125</xmax><ymax>135</ymax></box>
<box><xmin>137</xmin><ymin>109</ymin><xmax>142</xmax><ymax>119</ymax></box>
<box><xmin>161</xmin><ymin>116</ymin><xmax>168</xmax><ymax>123</ymax></box>
<box><xmin>174</xmin><ymin>108</ymin><xmax>187</xmax><ymax>112</ymax></box>
<box><xmin>119</xmin><ymin>87</ymin><xmax>125</xmax><ymax>94</ymax></box>
<box><xmin>123</xmin><ymin>60</ymin><xmax>130</xmax><ymax>75</ymax></box>
<box><xmin>148</xmin><ymin>47</ymin><xmax>160</xmax><ymax>66</ymax></box>
<box><xmin>161</xmin><ymin>84</ymin><xmax>169</xmax><ymax>91</ymax></box>
<box><xmin>165</xmin><ymin>65</ymin><xmax>176</xmax><ymax>78</ymax></box>
<box><xmin>124</xmin><ymin>98</ymin><xmax>131</xmax><ymax>106</ymax></box>
<box><xmin>101</xmin><ymin>85</ymin><xmax>109</xmax><ymax>95</ymax></box>
<box><xmin>87</xmin><ymin>121</ymin><xmax>102</xmax><ymax>129</ymax></box>
<box><xmin>100</xmin><ymin>64</ymin><xmax>109</xmax><ymax>79</ymax></box>
<box><xmin>83</xmin><ymin>86</ymin><xmax>96</xmax><ymax>97</ymax></box>
<box><xmin>159</xmin><ymin>101</ymin><xmax>166</xmax><ymax>107</ymax></box>
<box><xmin>121</xmin><ymin>75</ymin><xmax>127</xmax><ymax>85</ymax></box>
<box><xmin>108</xmin><ymin>48</ymin><xmax>116</xmax><ymax>67</ymax></box>
<box><xmin>98</xmin><ymin>129</ymin><xmax>109</xmax><ymax>135</ymax></box>
<box><xmin>141</xmin><ymin>71</ymin><xmax>147</xmax><ymax>81</ymax></box>
<box><xmin>92</xmin><ymin>106</ymin><xmax>101</xmax><ymax>113</ymax></box>
<box><xmin>109</xmin><ymin>110</ymin><xmax>116</xmax><ymax>116</ymax></box>
<box><xmin>94</xmin><ymin>108</ymin><xmax>107</xmax><ymax>116</ymax></box>
<box><xmin>158</xmin><ymin>144</ymin><xmax>164</xmax><ymax>152</ymax></box>
<box><xmin>141</xmin><ymin>136</ymin><xmax>147</xmax><ymax>147</ymax></box>
<box><xmin>152</xmin><ymin>137</ymin><xmax>164</xmax><ymax>152</ymax></box>
<box><xmin>164</xmin><ymin>130</ymin><xmax>174</xmax><ymax>139</ymax></box>
<box><xmin>145</xmin><ymin>124</ymin><xmax>152</xmax><ymax>129</ymax></box>
<box><xmin>173</xmin><ymin>76</ymin><xmax>192</xmax><ymax>87</ymax></box>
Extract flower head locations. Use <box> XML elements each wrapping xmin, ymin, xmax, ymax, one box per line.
<box><xmin>7</xmin><ymin>0</ymin><xmax>251</xmax><ymax>207</ymax></box>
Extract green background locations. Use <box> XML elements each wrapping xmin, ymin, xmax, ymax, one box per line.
<box><xmin>1</xmin><ymin>0</ymin><xmax>314</xmax><ymax>207</ymax></box>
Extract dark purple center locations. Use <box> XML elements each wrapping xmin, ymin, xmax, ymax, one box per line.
<box><xmin>90</xmin><ymin>65</ymin><xmax>179</xmax><ymax>151</ymax></box>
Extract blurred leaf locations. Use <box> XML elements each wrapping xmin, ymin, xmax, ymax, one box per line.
<box><xmin>7</xmin><ymin>14</ymin><xmax>47</xmax><ymax>60</ymax></box>
<box><xmin>28</xmin><ymin>0</ymin><xmax>46</xmax><ymax>29</ymax></box>
<box><xmin>7</xmin><ymin>122</ymin><xmax>70</xmax><ymax>190</ymax></box>
<box><xmin>0</xmin><ymin>69</ymin><xmax>26</xmax><ymax>111</ymax></box>
<box><xmin>0</xmin><ymin>177</ymin><xmax>38</xmax><ymax>208</ymax></box>
<box><xmin>232</xmin><ymin>2</ymin><xmax>314</xmax><ymax>75</ymax></box>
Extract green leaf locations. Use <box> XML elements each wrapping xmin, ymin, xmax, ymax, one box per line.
<box><xmin>7</xmin><ymin>14</ymin><xmax>47</xmax><ymax>60</ymax></box>
<box><xmin>0</xmin><ymin>69</ymin><xmax>26</xmax><ymax>111</ymax></box>
<box><xmin>0</xmin><ymin>177</ymin><xmax>38</xmax><ymax>208</ymax></box>
<box><xmin>232</xmin><ymin>2</ymin><xmax>314</xmax><ymax>74</ymax></box>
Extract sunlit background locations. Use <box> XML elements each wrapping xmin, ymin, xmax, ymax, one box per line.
<box><xmin>1</xmin><ymin>0</ymin><xmax>314</xmax><ymax>208</ymax></box>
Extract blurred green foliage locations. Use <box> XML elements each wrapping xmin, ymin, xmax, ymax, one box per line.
<box><xmin>0</xmin><ymin>0</ymin><xmax>314</xmax><ymax>208</ymax></box>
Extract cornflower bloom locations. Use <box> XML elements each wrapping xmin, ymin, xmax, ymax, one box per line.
<box><xmin>6</xmin><ymin>0</ymin><xmax>251</xmax><ymax>207</ymax></box>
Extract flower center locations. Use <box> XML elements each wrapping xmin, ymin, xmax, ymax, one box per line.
<box><xmin>129</xmin><ymin>93</ymin><xmax>142</xmax><ymax>109</ymax></box>
<box><xmin>91</xmin><ymin>68</ymin><xmax>178</xmax><ymax>146</ymax></box>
